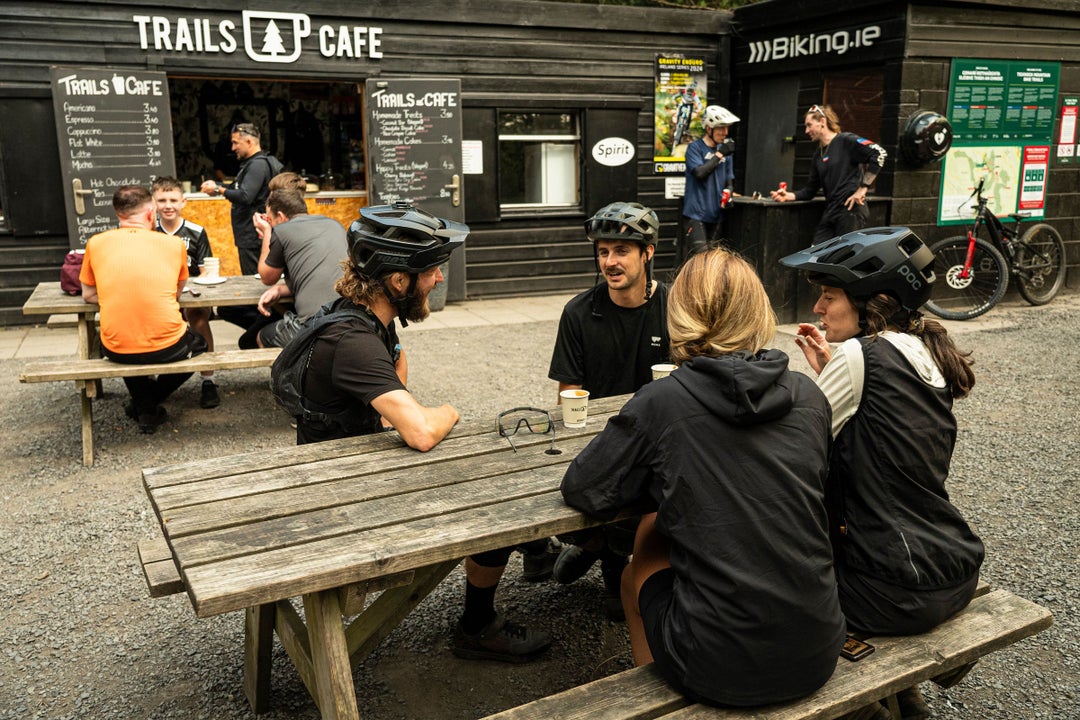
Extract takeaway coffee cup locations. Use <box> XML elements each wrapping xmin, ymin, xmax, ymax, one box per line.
<box><xmin>559</xmin><ymin>389</ymin><xmax>589</xmax><ymax>429</ymax></box>
<box><xmin>201</xmin><ymin>257</ymin><xmax>220</xmax><ymax>279</ymax></box>
<box><xmin>651</xmin><ymin>363</ymin><xmax>677</xmax><ymax>380</ymax></box>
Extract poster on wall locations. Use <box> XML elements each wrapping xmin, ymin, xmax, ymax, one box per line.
<box><xmin>1056</xmin><ymin>96</ymin><xmax>1078</xmax><ymax>165</ymax></box>
<box><xmin>938</xmin><ymin>58</ymin><xmax>1059</xmax><ymax>224</ymax></box>
<box><xmin>653</xmin><ymin>54</ymin><xmax>707</xmax><ymax>175</ymax></box>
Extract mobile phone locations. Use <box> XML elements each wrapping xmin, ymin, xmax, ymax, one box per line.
<box><xmin>841</xmin><ymin>634</ymin><xmax>875</xmax><ymax>662</ymax></box>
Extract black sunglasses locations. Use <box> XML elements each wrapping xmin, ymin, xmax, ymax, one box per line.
<box><xmin>496</xmin><ymin>406</ymin><xmax>561</xmax><ymax>454</ymax></box>
<box><xmin>232</xmin><ymin>123</ymin><xmax>260</xmax><ymax>138</ymax></box>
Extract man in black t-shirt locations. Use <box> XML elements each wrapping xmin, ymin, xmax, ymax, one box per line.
<box><xmin>548</xmin><ymin>201</ymin><xmax>670</xmax><ymax>618</ymax></box>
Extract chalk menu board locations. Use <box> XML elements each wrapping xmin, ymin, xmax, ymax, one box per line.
<box><xmin>51</xmin><ymin>66</ymin><xmax>175</xmax><ymax>247</ymax></box>
<box><xmin>363</xmin><ymin>79</ymin><xmax>462</xmax><ymax>211</ymax></box>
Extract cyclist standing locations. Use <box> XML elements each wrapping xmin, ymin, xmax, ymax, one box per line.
<box><xmin>780</xmin><ymin>227</ymin><xmax>985</xmax><ymax>719</ymax></box>
<box><xmin>771</xmin><ymin>104</ymin><xmax>887</xmax><ymax>245</ymax></box>
<box><xmin>680</xmin><ymin>105</ymin><xmax>739</xmax><ymax>263</ymax></box>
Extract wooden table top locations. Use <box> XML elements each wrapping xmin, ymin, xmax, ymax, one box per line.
<box><xmin>23</xmin><ymin>277</ymin><xmax>283</xmax><ymax>315</ymax></box>
<box><xmin>143</xmin><ymin>395</ymin><xmax>629</xmax><ymax>618</ymax></box>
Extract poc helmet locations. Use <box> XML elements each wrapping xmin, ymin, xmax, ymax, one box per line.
<box><xmin>779</xmin><ymin>227</ymin><xmax>936</xmax><ymax>311</ymax></box>
<box><xmin>347</xmin><ymin>201</ymin><xmax>468</xmax><ymax>325</ymax></box>
<box><xmin>585</xmin><ymin>201</ymin><xmax>660</xmax><ymax>301</ymax></box>
<box><xmin>703</xmin><ymin>105</ymin><xmax>740</xmax><ymax>129</ymax></box>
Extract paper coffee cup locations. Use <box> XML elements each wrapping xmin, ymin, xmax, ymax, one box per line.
<box><xmin>651</xmin><ymin>363</ymin><xmax>677</xmax><ymax>380</ymax></box>
<box><xmin>202</xmin><ymin>257</ymin><xmax>220</xmax><ymax>278</ymax></box>
<box><xmin>181</xmin><ymin>181</ymin><xmax>192</xmax><ymax>194</ymax></box>
<box><xmin>559</xmin><ymin>389</ymin><xmax>589</xmax><ymax>428</ymax></box>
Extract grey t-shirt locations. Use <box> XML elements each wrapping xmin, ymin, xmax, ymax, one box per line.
<box><xmin>264</xmin><ymin>214</ymin><xmax>348</xmax><ymax>320</ymax></box>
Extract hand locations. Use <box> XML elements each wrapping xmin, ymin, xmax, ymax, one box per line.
<box><xmin>253</xmin><ymin>212</ymin><xmax>272</xmax><ymax>241</ymax></box>
<box><xmin>770</xmin><ymin>190</ymin><xmax>792</xmax><ymax>202</ymax></box>
<box><xmin>257</xmin><ymin>285</ymin><xmax>280</xmax><ymax>316</ymax></box>
<box><xmin>844</xmin><ymin>187</ymin><xmax>867</xmax><ymax>211</ymax></box>
<box><xmin>199</xmin><ymin>180</ymin><xmax>217</xmax><ymax>195</ymax></box>
<box><xmin>794</xmin><ymin>322</ymin><xmax>831</xmax><ymax>375</ymax></box>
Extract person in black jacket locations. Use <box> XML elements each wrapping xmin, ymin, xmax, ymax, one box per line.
<box><xmin>781</xmin><ymin>227</ymin><xmax>984</xmax><ymax>720</ymax></box>
<box><xmin>561</xmin><ymin>247</ymin><xmax>844</xmax><ymax>707</ymax></box>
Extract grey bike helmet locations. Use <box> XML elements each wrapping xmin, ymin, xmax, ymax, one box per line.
<box><xmin>778</xmin><ymin>227</ymin><xmax>936</xmax><ymax>310</ymax></box>
<box><xmin>348</xmin><ymin>201</ymin><xmax>468</xmax><ymax>326</ymax></box>
<box><xmin>585</xmin><ymin>201</ymin><xmax>659</xmax><ymax>246</ymax></box>
<box><xmin>703</xmin><ymin>105</ymin><xmax>740</xmax><ymax>129</ymax></box>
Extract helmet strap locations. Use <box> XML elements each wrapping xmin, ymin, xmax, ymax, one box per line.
<box><xmin>381</xmin><ymin>273</ymin><xmax>420</xmax><ymax>329</ymax></box>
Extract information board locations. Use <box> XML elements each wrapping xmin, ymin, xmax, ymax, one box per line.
<box><xmin>51</xmin><ymin>67</ymin><xmax>175</xmax><ymax>248</ymax></box>
<box><xmin>947</xmin><ymin>59</ymin><xmax>1060</xmax><ymax>143</ymax></box>
<box><xmin>363</xmin><ymin>79</ymin><xmax>462</xmax><ymax>209</ymax></box>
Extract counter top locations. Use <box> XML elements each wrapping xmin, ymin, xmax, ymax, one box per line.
<box><xmin>184</xmin><ymin>190</ymin><xmax>367</xmax><ymax>199</ymax></box>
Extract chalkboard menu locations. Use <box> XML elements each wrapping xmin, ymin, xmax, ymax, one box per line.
<box><xmin>51</xmin><ymin>66</ymin><xmax>175</xmax><ymax>247</ymax></box>
<box><xmin>363</xmin><ymin>79</ymin><xmax>462</xmax><ymax>211</ymax></box>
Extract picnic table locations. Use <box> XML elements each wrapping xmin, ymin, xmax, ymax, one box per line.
<box><xmin>20</xmin><ymin>277</ymin><xmax>289</xmax><ymax>465</ymax></box>
<box><xmin>141</xmin><ymin>394</ymin><xmax>627</xmax><ymax>719</ymax></box>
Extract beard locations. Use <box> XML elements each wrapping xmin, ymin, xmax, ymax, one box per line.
<box><xmin>403</xmin><ymin>291</ymin><xmax>431</xmax><ymax>323</ymax></box>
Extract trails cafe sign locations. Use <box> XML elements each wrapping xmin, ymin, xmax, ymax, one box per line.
<box><xmin>132</xmin><ymin>11</ymin><xmax>384</xmax><ymax>63</ymax></box>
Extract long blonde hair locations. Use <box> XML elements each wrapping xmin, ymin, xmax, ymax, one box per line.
<box><xmin>668</xmin><ymin>248</ymin><xmax>776</xmax><ymax>364</ymax></box>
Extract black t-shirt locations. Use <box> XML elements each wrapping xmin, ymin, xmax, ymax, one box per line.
<box><xmin>298</xmin><ymin>312</ymin><xmax>404</xmax><ymax>445</ymax></box>
<box><xmin>548</xmin><ymin>283</ymin><xmax>670</xmax><ymax>399</ymax></box>
<box><xmin>793</xmin><ymin>132</ymin><xmax>887</xmax><ymax>216</ymax></box>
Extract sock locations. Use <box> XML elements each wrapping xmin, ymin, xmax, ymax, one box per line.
<box><xmin>460</xmin><ymin>580</ymin><xmax>498</xmax><ymax>635</ymax></box>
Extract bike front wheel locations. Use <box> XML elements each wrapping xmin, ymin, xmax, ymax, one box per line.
<box><xmin>1014</xmin><ymin>223</ymin><xmax>1066</xmax><ymax>305</ymax></box>
<box><xmin>924</xmin><ymin>235</ymin><xmax>1008</xmax><ymax>320</ymax></box>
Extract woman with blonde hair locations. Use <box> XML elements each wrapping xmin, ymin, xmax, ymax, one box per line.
<box><xmin>561</xmin><ymin>247</ymin><xmax>844</xmax><ymax>707</ymax></box>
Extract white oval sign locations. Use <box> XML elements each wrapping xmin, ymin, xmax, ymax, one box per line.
<box><xmin>591</xmin><ymin>137</ymin><xmax>635</xmax><ymax>167</ymax></box>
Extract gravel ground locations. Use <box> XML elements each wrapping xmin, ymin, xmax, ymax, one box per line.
<box><xmin>0</xmin><ymin>293</ymin><xmax>1077</xmax><ymax>719</ymax></box>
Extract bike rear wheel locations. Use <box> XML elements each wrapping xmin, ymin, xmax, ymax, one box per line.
<box><xmin>924</xmin><ymin>235</ymin><xmax>1008</xmax><ymax>320</ymax></box>
<box><xmin>1014</xmin><ymin>223</ymin><xmax>1066</xmax><ymax>305</ymax></box>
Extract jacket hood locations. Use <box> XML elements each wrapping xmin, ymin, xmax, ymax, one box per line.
<box><xmin>672</xmin><ymin>349</ymin><xmax>794</xmax><ymax>426</ymax></box>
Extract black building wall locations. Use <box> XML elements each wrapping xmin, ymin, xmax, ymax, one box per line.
<box><xmin>0</xmin><ymin>1</ymin><xmax>730</xmax><ymax>323</ymax></box>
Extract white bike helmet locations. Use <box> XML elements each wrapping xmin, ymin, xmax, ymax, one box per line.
<box><xmin>703</xmin><ymin>105</ymin><xmax>740</xmax><ymax>129</ymax></box>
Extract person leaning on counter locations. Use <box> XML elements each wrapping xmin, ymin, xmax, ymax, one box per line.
<box><xmin>200</xmin><ymin>122</ymin><xmax>283</xmax><ymax>275</ymax></box>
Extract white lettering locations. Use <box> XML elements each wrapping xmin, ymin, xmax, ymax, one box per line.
<box><xmin>175</xmin><ymin>18</ymin><xmax>194</xmax><ymax>52</ymax></box>
<box><xmin>152</xmin><ymin>16</ymin><xmax>172</xmax><ymax>51</ymax></box>
<box><xmin>748</xmin><ymin>24</ymin><xmax>881</xmax><ymax>64</ymax></box>
<box><xmin>219</xmin><ymin>20</ymin><xmax>237</xmax><ymax>52</ymax></box>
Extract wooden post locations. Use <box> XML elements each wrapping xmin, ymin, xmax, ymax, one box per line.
<box><xmin>304</xmin><ymin>589</ymin><xmax>359</xmax><ymax>720</ymax></box>
<box><xmin>243</xmin><ymin>604</ymin><xmax>275</xmax><ymax>714</ymax></box>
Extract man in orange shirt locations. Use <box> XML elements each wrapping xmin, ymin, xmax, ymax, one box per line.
<box><xmin>79</xmin><ymin>185</ymin><xmax>208</xmax><ymax>433</ymax></box>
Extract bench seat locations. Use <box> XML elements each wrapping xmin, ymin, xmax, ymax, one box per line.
<box><xmin>482</xmin><ymin>588</ymin><xmax>1051</xmax><ymax>720</ymax></box>
<box><xmin>20</xmin><ymin>348</ymin><xmax>281</xmax><ymax>466</ymax></box>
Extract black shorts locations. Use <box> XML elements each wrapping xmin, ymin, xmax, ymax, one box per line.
<box><xmin>639</xmin><ymin>567</ymin><xmax>705</xmax><ymax>703</ymax></box>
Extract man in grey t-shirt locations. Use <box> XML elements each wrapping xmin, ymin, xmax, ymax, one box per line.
<box><xmin>253</xmin><ymin>187</ymin><xmax>348</xmax><ymax>348</ymax></box>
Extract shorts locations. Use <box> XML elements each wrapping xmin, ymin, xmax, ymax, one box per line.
<box><xmin>258</xmin><ymin>310</ymin><xmax>306</xmax><ymax>348</ymax></box>
<box><xmin>639</xmin><ymin>567</ymin><xmax>704</xmax><ymax>703</ymax></box>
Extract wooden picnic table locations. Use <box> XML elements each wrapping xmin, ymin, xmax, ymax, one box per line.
<box><xmin>142</xmin><ymin>394</ymin><xmax>628</xmax><ymax>720</ymax></box>
<box><xmin>22</xmin><ymin>276</ymin><xmax>281</xmax><ymax>360</ymax></box>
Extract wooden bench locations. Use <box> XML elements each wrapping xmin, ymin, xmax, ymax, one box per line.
<box><xmin>20</xmin><ymin>348</ymin><xmax>281</xmax><ymax>466</ymax></box>
<box><xmin>481</xmin><ymin>584</ymin><xmax>1052</xmax><ymax>720</ymax></box>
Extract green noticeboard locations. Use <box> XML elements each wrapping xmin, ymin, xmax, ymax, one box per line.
<box><xmin>948</xmin><ymin>59</ymin><xmax>1060</xmax><ymax>144</ymax></box>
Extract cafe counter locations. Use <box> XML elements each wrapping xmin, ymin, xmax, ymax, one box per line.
<box><xmin>181</xmin><ymin>191</ymin><xmax>367</xmax><ymax>277</ymax></box>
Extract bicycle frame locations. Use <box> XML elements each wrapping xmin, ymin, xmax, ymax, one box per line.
<box><xmin>956</xmin><ymin>188</ymin><xmax>1018</xmax><ymax>279</ymax></box>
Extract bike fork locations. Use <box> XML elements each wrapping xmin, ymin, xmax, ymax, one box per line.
<box><xmin>959</xmin><ymin>231</ymin><xmax>977</xmax><ymax>279</ymax></box>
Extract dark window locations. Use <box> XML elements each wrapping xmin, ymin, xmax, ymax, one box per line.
<box><xmin>498</xmin><ymin>111</ymin><xmax>581</xmax><ymax>209</ymax></box>
<box><xmin>824</xmin><ymin>70</ymin><xmax>884</xmax><ymax>141</ymax></box>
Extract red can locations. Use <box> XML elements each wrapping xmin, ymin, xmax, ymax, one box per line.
<box><xmin>721</xmin><ymin>188</ymin><xmax>732</xmax><ymax>208</ymax></box>
<box><xmin>779</xmin><ymin>181</ymin><xmax>788</xmax><ymax>192</ymax></box>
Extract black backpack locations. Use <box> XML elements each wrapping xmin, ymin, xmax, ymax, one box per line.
<box><xmin>270</xmin><ymin>297</ymin><xmax>378</xmax><ymax>427</ymax></box>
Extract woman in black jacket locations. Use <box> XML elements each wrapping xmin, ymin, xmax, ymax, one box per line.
<box><xmin>561</xmin><ymin>248</ymin><xmax>844</xmax><ymax>707</ymax></box>
<box><xmin>781</xmin><ymin>227</ymin><xmax>984</xmax><ymax>719</ymax></box>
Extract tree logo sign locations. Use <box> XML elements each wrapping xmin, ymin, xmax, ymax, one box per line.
<box><xmin>242</xmin><ymin>11</ymin><xmax>310</xmax><ymax>63</ymax></box>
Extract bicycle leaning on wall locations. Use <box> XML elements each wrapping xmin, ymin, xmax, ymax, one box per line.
<box><xmin>924</xmin><ymin>178</ymin><xmax>1067</xmax><ymax>320</ymax></box>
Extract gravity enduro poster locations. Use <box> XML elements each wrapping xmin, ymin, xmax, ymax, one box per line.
<box><xmin>654</xmin><ymin>55</ymin><xmax>707</xmax><ymax>174</ymax></box>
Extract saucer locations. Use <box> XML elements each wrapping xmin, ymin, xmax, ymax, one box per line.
<box><xmin>192</xmin><ymin>276</ymin><xmax>227</xmax><ymax>285</ymax></box>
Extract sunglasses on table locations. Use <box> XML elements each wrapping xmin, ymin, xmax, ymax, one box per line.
<box><xmin>496</xmin><ymin>406</ymin><xmax>561</xmax><ymax>455</ymax></box>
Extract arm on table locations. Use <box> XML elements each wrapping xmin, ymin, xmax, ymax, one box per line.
<box><xmin>372</xmin><ymin>389</ymin><xmax>460</xmax><ymax>452</ymax></box>
<box><xmin>81</xmin><ymin>282</ymin><xmax>98</xmax><ymax>305</ymax></box>
<box><xmin>257</xmin><ymin>283</ymin><xmax>292</xmax><ymax>316</ymax></box>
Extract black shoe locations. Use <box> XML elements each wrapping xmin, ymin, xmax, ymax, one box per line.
<box><xmin>123</xmin><ymin>402</ymin><xmax>138</xmax><ymax>420</ymax></box>
<box><xmin>897</xmin><ymin>685</ymin><xmax>931</xmax><ymax>720</ymax></box>
<box><xmin>137</xmin><ymin>406</ymin><xmax>168</xmax><ymax>434</ymax></box>
<box><xmin>521</xmin><ymin>541</ymin><xmax>559</xmax><ymax>583</ymax></box>
<box><xmin>451</xmin><ymin>613</ymin><xmax>551</xmax><ymax>663</ymax></box>
<box><xmin>199</xmin><ymin>380</ymin><xmax>220</xmax><ymax>409</ymax></box>
<box><xmin>552</xmin><ymin>545</ymin><xmax>601</xmax><ymax>585</ymax></box>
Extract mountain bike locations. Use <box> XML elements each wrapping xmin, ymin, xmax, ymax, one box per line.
<box><xmin>924</xmin><ymin>178</ymin><xmax>1067</xmax><ymax>320</ymax></box>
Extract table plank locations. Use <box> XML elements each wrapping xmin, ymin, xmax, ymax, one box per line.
<box><xmin>181</xmin><ymin>490</ymin><xmax>606</xmax><ymax>617</ymax></box>
<box><xmin>22</xmin><ymin>278</ymin><xmax>283</xmax><ymax>316</ymax></box>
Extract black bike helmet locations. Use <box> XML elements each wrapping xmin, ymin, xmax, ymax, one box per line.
<box><xmin>778</xmin><ymin>227</ymin><xmax>936</xmax><ymax>310</ymax></box>
<box><xmin>347</xmin><ymin>201</ymin><xmax>468</xmax><ymax>327</ymax></box>
<box><xmin>585</xmin><ymin>201</ymin><xmax>659</xmax><ymax>246</ymax></box>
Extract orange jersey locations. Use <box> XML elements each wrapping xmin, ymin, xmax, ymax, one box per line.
<box><xmin>79</xmin><ymin>227</ymin><xmax>189</xmax><ymax>353</ymax></box>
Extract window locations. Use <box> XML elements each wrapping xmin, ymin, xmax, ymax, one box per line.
<box><xmin>498</xmin><ymin>112</ymin><xmax>581</xmax><ymax>210</ymax></box>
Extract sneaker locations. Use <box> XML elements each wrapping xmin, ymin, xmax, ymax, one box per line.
<box><xmin>897</xmin><ymin>685</ymin><xmax>931</xmax><ymax>720</ymax></box>
<box><xmin>552</xmin><ymin>545</ymin><xmax>601</xmax><ymax>585</ymax></box>
<box><xmin>521</xmin><ymin>541</ymin><xmax>559</xmax><ymax>583</ymax></box>
<box><xmin>199</xmin><ymin>379</ymin><xmax>220</xmax><ymax>409</ymax></box>
<box><xmin>451</xmin><ymin>613</ymin><xmax>551</xmax><ymax>663</ymax></box>
<box><xmin>137</xmin><ymin>406</ymin><xmax>168</xmax><ymax>434</ymax></box>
